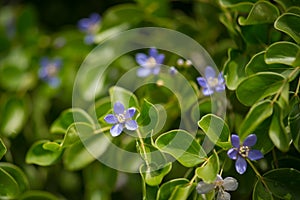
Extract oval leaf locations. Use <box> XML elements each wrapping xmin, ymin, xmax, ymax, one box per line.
<box><xmin>196</xmin><ymin>150</ymin><xmax>219</xmax><ymax>183</ymax></box>
<box><xmin>269</xmin><ymin>102</ymin><xmax>291</xmax><ymax>152</ymax></box>
<box><xmin>239</xmin><ymin>100</ymin><xmax>273</xmax><ymax>140</ymax></box>
<box><xmin>155</xmin><ymin>130</ymin><xmax>206</xmax><ymax>167</ymax></box>
<box><xmin>156</xmin><ymin>178</ymin><xmax>192</xmax><ymax>200</ymax></box>
<box><xmin>140</xmin><ymin>163</ymin><xmax>172</xmax><ymax>186</ymax></box>
<box><xmin>198</xmin><ymin>114</ymin><xmax>231</xmax><ymax>149</ymax></box>
<box><xmin>275</xmin><ymin>13</ymin><xmax>300</xmax><ymax>44</ymax></box>
<box><xmin>236</xmin><ymin>72</ymin><xmax>285</xmax><ymax>106</ymax></box>
<box><xmin>265</xmin><ymin>41</ymin><xmax>300</xmax><ymax>67</ymax></box>
<box><xmin>0</xmin><ymin>138</ymin><xmax>7</xmax><ymax>159</ymax></box>
<box><xmin>0</xmin><ymin>168</ymin><xmax>19</xmax><ymax>199</ymax></box>
<box><xmin>26</xmin><ymin>140</ymin><xmax>62</xmax><ymax>166</ymax></box>
<box><xmin>289</xmin><ymin>102</ymin><xmax>300</xmax><ymax>152</ymax></box>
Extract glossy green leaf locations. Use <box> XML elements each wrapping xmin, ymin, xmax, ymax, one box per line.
<box><xmin>156</xmin><ymin>178</ymin><xmax>193</xmax><ymax>200</ymax></box>
<box><xmin>92</xmin><ymin>97</ymin><xmax>111</xmax><ymax>119</ymax></box>
<box><xmin>274</xmin><ymin>0</ymin><xmax>300</xmax><ymax>10</ymax></box>
<box><xmin>26</xmin><ymin>140</ymin><xmax>62</xmax><ymax>166</ymax></box>
<box><xmin>223</xmin><ymin>49</ymin><xmax>248</xmax><ymax>90</ymax></box>
<box><xmin>253</xmin><ymin>179</ymin><xmax>273</xmax><ymax>200</ymax></box>
<box><xmin>289</xmin><ymin>102</ymin><xmax>300</xmax><ymax>152</ymax></box>
<box><xmin>19</xmin><ymin>190</ymin><xmax>59</xmax><ymax>200</ymax></box>
<box><xmin>196</xmin><ymin>150</ymin><xmax>219</xmax><ymax>183</ymax></box>
<box><xmin>238</xmin><ymin>1</ymin><xmax>279</xmax><ymax>25</ymax></box>
<box><xmin>269</xmin><ymin>102</ymin><xmax>291</xmax><ymax>152</ymax></box>
<box><xmin>246</xmin><ymin>51</ymin><xmax>291</xmax><ymax>75</ymax></box>
<box><xmin>140</xmin><ymin>163</ymin><xmax>172</xmax><ymax>186</ymax></box>
<box><xmin>0</xmin><ymin>97</ymin><xmax>27</xmax><ymax>138</ymax></box>
<box><xmin>0</xmin><ymin>138</ymin><xmax>6</xmax><ymax>159</ymax></box>
<box><xmin>275</xmin><ymin>13</ymin><xmax>300</xmax><ymax>43</ymax></box>
<box><xmin>94</xmin><ymin>24</ymin><xmax>129</xmax><ymax>44</ymax></box>
<box><xmin>155</xmin><ymin>130</ymin><xmax>206</xmax><ymax>167</ymax></box>
<box><xmin>265</xmin><ymin>41</ymin><xmax>300</xmax><ymax>67</ymax></box>
<box><xmin>239</xmin><ymin>100</ymin><xmax>273</xmax><ymax>140</ymax></box>
<box><xmin>0</xmin><ymin>168</ymin><xmax>19</xmax><ymax>199</ymax></box>
<box><xmin>253</xmin><ymin>168</ymin><xmax>300</xmax><ymax>199</ymax></box>
<box><xmin>50</xmin><ymin>108</ymin><xmax>94</xmax><ymax>134</ymax></box>
<box><xmin>109</xmin><ymin>86</ymin><xmax>139</xmax><ymax>108</ymax></box>
<box><xmin>198</xmin><ymin>114</ymin><xmax>231</xmax><ymax>149</ymax></box>
<box><xmin>63</xmin><ymin>134</ymin><xmax>110</xmax><ymax>171</ymax></box>
<box><xmin>0</xmin><ymin>163</ymin><xmax>29</xmax><ymax>194</ymax></box>
<box><xmin>218</xmin><ymin>0</ymin><xmax>254</xmax><ymax>12</ymax></box>
<box><xmin>236</xmin><ymin>72</ymin><xmax>285</xmax><ymax>106</ymax></box>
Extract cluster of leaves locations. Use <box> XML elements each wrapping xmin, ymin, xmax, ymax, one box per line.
<box><xmin>0</xmin><ymin>0</ymin><xmax>299</xmax><ymax>200</ymax></box>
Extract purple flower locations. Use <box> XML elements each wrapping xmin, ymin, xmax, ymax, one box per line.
<box><xmin>227</xmin><ymin>134</ymin><xmax>263</xmax><ymax>174</ymax></box>
<box><xmin>135</xmin><ymin>48</ymin><xmax>165</xmax><ymax>77</ymax></box>
<box><xmin>197</xmin><ymin>66</ymin><xmax>225</xmax><ymax>96</ymax></box>
<box><xmin>104</xmin><ymin>101</ymin><xmax>138</xmax><ymax>137</ymax></box>
<box><xmin>196</xmin><ymin>174</ymin><xmax>238</xmax><ymax>200</ymax></box>
<box><xmin>78</xmin><ymin>13</ymin><xmax>101</xmax><ymax>44</ymax></box>
<box><xmin>39</xmin><ymin>57</ymin><xmax>62</xmax><ymax>87</ymax></box>
<box><xmin>169</xmin><ymin>66</ymin><xmax>178</xmax><ymax>75</ymax></box>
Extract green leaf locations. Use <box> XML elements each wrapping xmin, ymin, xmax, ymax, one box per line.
<box><xmin>289</xmin><ymin>102</ymin><xmax>300</xmax><ymax>152</ymax></box>
<box><xmin>236</xmin><ymin>72</ymin><xmax>285</xmax><ymax>106</ymax></box>
<box><xmin>0</xmin><ymin>97</ymin><xmax>28</xmax><ymax>138</ymax></box>
<box><xmin>140</xmin><ymin>163</ymin><xmax>172</xmax><ymax>186</ymax></box>
<box><xmin>19</xmin><ymin>190</ymin><xmax>59</xmax><ymax>200</ymax></box>
<box><xmin>265</xmin><ymin>41</ymin><xmax>300</xmax><ymax>67</ymax></box>
<box><xmin>26</xmin><ymin>140</ymin><xmax>62</xmax><ymax>166</ymax></box>
<box><xmin>223</xmin><ymin>49</ymin><xmax>248</xmax><ymax>90</ymax></box>
<box><xmin>0</xmin><ymin>138</ymin><xmax>7</xmax><ymax>159</ymax></box>
<box><xmin>246</xmin><ymin>51</ymin><xmax>291</xmax><ymax>75</ymax></box>
<box><xmin>275</xmin><ymin>13</ymin><xmax>300</xmax><ymax>43</ymax></box>
<box><xmin>269</xmin><ymin>102</ymin><xmax>291</xmax><ymax>152</ymax></box>
<box><xmin>155</xmin><ymin>130</ymin><xmax>206</xmax><ymax>167</ymax></box>
<box><xmin>92</xmin><ymin>97</ymin><xmax>111</xmax><ymax>119</ymax></box>
<box><xmin>156</xmin><ymin>178</ymin><xmax>193</xmax><ymax>200</ymax></box>
<box><xmin>253</xmin><ymin>168</ymin><xmax>300</xmax><ymax>199</ymax></box>
<box><xmin>253</xmin><ymin>179</ymin><xmax>273</xmax><ymax>200</ymax></box>
<box><xmin>238</xmin><ymin>1</ymin><xmax>279</xmax><ymax>25</ymax></box>
<box><xmin>0</xmin><ymin>167</ymin><xmax>19</xmax><ymax>199</ymax></box>
<box><xmin>196</xmin><ymin>150</ymin><xmax>219</xmax><ymax>183</ymax></box>
<box><xmin>50</xmin><ymin>108</ymin><xmax>94</xmax><ymax>134</ymax></box>
<box><xmin>239</xmin><ymin>100</ymin><xmax>273</xmax><ymax>140</ymax></box>
<box><xmin>198</xmin><ymin>114</ymin><xmax>231</xmax><ymax>149</ymax></box>
<box><xmin>218</xmin><ymin>0</ymin><xmax>254</xmax><ymax>12</ymax></box>
<box><xmin>274</xmin><ymin>0</ymin><xmax>300</xmax><ymax>10</ymax></box>
<box><xmin>63</xmin><ymin>134</ymin><xmax>110</xmax><ymax>171</ymax></box>
<box><xmin>94</xmin><ymin>24</ymin><xmax>129</xmax><ymax>44</ymax></box>
<box><xmin>109</xmin><ymin>86</ymin><xmax>139</xmax><ymax>108</ymax></box>
<box><xmin>0</xmin><ymin>163</ymin><xmax>29</xmax><ymax>194</ymax></box>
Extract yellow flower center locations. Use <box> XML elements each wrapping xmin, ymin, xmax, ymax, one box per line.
<box><xmin>117</xmin><ymin>114</ymin><xmax>126</xmax><ymax>123</ymax></box>
<box><xmin>207</xmin><ymin>77</ymin><xmax>219</xmax><ymax>88</ymax></box>
<box><xmin>46</xmin><ymin>64</ymin><xmax>58</xmax><ymax>77</ymax></box>
<box><xmin>239</xmin><ymin>146</ymin><xmax>250</xmax><ymax>158</ymax></box>
<box><xmin>145</xmin><ymin>57</ymin><xmax>157</xmax><ymax>68</ymax></box>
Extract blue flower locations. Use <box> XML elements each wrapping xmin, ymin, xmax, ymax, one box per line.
<box><xmin>169</xmin><ymin>66</ymin><xmax>178</xmax><ymax>75</ymax></box>
<box><xmin>227</xmin><ymin>134</ymin><xmax>263</xmax><ymax>174</ymax></box>
<box><xmin>197</xmin><ymin>66</ymin><xmax>225</xmax><ymax>96</ymax></box>
<box><xmin>104</xmin><ymin>101</ymin><xmax>138</xmax><ymax>137</ymax></box>
<box><xmin>196</xmin><ymin>174</ymin><xmax>238</xmax><ymax>200</ymax></box>
<box><xmin>39</xmin><ymin>57</ymin><xmax>62</xmax><ymax>87</ymax></box>
<box><xmin>78</xmin><ymin>13</ymin><xmax>101</xmax><ymax>44</ymax></box>
<box><xmin>135</xmin><ymin>48</ymin><xmax>165</xmax><ymax>77</ymax></box>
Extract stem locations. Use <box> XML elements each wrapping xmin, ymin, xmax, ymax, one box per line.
<box><xmin>272</xmin><ymin>149</ymin><xmax>278</xmax><ymax>168</ymax></box>
<box><xmin>189</xmin><ymin>173</ymin><xmax>198</xmax><ymax>185</ymax></box>
<box><xmin>294</xmin><ymin>76</ymin><xmax>300</xmax><ymax>96</ymax></box>
<box><xmin>219</xmin><ymin>157</ymin><xmax>228</xmax><ymax>176</ymax></box>
<box><xmin>247</xmin><ymin>159</ymin><xmax>272</xmax><ymax>195</ymax></box>
<box><xmin>136</xmin><ymin>128</ymin><xmax>150</xmax><ymax>168</ymax></box>
<box><xmin>272</xmin><ymin>67</ymin><xmax>300</xmax><ymax>103</ymax></box>
<box><xmin>93</xmin><ymin>126</ymin><xmax>111</xmax><ymax>134</ymax></box>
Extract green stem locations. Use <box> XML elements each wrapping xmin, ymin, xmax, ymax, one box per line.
<box><xmin>272</xmin><ymin>149</ymin><xmax>278</xmax><ymax>169</ymax></box>
<box><xmin>93</xmin><ymin>126</ymin><xmax>111</xmax><ymax>134</ymax></box>
<box><xmin>247</xmin><ymin>159</ymin><xmax>272</xmax><ymax>195</ymax></box>
<box><xmin>189</xmin><ymin>173</ymin><xmax>198</xmax><ymax>185</ymax></box>
<box><xmin>219</xmin><ymin>157</ymin><xmax>228</xmax><ymax>176</ymax></box>
<box><xmin>294</xmin><ymin>76</ymin><xmax>300</xmax><ymax>96</ymax></box>
<box><xmin>136</xmin><ymin>128</ymin><xmax>150</xmax><ymax>168</ymax></box>
<box><xmin>272</xmin><ymin>67</ymin><xmax>300</xmax><ymax>103</ymax></box>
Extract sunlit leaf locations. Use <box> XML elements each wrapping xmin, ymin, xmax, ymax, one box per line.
<box><xmin>156</xmin><ymin>178</ymin><xmax>193</xmax><ymax>200</ymax></box>
<box><xmin>140</xmin><ymin>163</ymin><xmax>172</xmax><ymax>186</ymax></box>
<box><xmin>275</xmin><ymin>13</ymin><xmax>300</xmax><ymax>43</ymax></box>
<box><xmin>196</xmin><ymin>150</ymin><xmax>219</xmax><ymax>183</ymax></box>
<box><xmin>289</xmin><ymin>102</ymin><xmax>300</xmax><ymax>152</ymax></box>
<box><xmin>0</xmin><ymin>168</ymin><xmax>19</xmax><ymax>199</ymax></box>
<box><xmin>109</xmin><ymin>86</ymin><xmax>139</xmax><ymax>108</ymax></box>
<box><xmin>0</xmin><ymin>138</ymin><xmax>7</xmax><ymax>159</ymax></box>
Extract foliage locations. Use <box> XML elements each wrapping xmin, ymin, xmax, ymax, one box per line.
<box><xmin>0</xmin><ymin>0</ymin><xmax>299</xmax><ymax>199</ymax></box>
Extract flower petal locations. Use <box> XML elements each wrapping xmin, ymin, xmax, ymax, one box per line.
<box><xmin>126</xmin><ymin>108</ymin><xmax>136</xmax><ymax>118</ymax></box>
<box><xmin>227</xmin><ymin>148</ymin><xmax>238</xmax><ymax>160</ymax></box>
<box><xmin>48</xmin><ymin>77</ymin><xmax>60</xmax><ymax>88</ymax></box>
<box><xmin>235</xmin><ymin>156</ymin><xmax>247</xmax><ymax>174</ymax></box>
<box><xmin>152</xmin><ymin>66</ymin><xmax>160</xmax><ymax>75</ymax></box>
<box><xmin>197</xmin><ymin>77</ymin><xmax>208</xmax><ymax>87</ymax></box>
<box><xmin>136</xmin><ymin>53</ymin><xmax>148</xmax><ymax>66</ymax></box>
<box><xmin>110</xmin><ymin>123</ymin><xmax>123</xmax><ymax>137</ymax></box>
<box><xmin>223</xmin><ymin>177</ymin><xmax>238</xmax><ymax>191</ymax></box>
<box><xmin>205</xmin><ymin>66</ymin><xmax>216</xmax><ymax>79</ymax></box>
<box><xmin>217</xmin><ymin>191</ymin><xmax>231</xmax><ymax>200</ymax></box>
<box><xmin>216</xmin><ymin>174</ymin><xmax>223</xmax><ymax>181</ymax></box>
<box><xmin>202</xmin><ymin>88</ymin><xmax>214</xmax><ymax>96</ymax></box>
<box><xmin>114</xmin><ymin>101</ymin><xmax>125</xmax><ymax>114</ymax></box>
<box><xmin>137</xmin><ymin>67</ymin><xmax>152</xmax><ymax>77</ymax></box>
<box><xmin>149</xmin><ymin>48</ymin><xmax>158</xmax><ymax>57</ymax></box>
<box><xmin>218</xmin><ymin>72</ymin><xmax>225</xmax><ymax>84</ymax></box>
<box><xmin>215</xmin><ymin>84</ymin><xmax>225</xmax><ymax>92</ymax></box>
<box><xmin>243</xmin><ymin>134</ymin><xmax>257</xmax><ymax>147</ymax></box>
<box><xmin>104</xmin><ymin>114</ymin><xmax>118</xmax><ymax>124</ymax></box>
<box><xmin>89</xmin><ymin>13</ymin><xmax>101</xmax><ymax>23</ymax></box>
<box><xmin>248</xmin><ymin>150</ymin><xmax>263</xmax><ymax>161</ymax></box>
<box><xmin>84</xmin><ymin>35</ymin><xmax>95</xmax><ymax>44</ymax></box>
<box><xmin>231</xmin><ymin>134</ymin><xmax>240</xmax><ymax>148</ymax></box>
<box><xmin>156</xmin><ymin>54</ymin><xmax>165</xmax><ymax>64</ymax></box>
<box><xmin>125</xmin><ymin>120</ymin><xmax>138</xmax><ymax>130</ymax></box>
<box><xmin>196</xmin><ymin>181</ymin><xmax>215</xmax><ymax>194</ymax></box>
